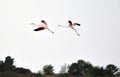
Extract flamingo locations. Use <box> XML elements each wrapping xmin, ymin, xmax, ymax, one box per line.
<box><xmin>31</xmin><ymin>20</ymin><xmax>54</xmax><ymax>34</ymax></box>
<box><xmin>58</xmin><ymin>20</ymin><xmax>81</xmax><ymax>36</ymax></box>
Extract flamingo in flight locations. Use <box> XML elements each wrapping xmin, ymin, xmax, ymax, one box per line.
<box><xmin>31</xmin><ymin>20</ymin><xmax>54</xmax><ymax>34</ymax></box>
<box><xmin>58</xmin><ymin>20</ymin><xmax>81</xmax><ymax>36</ymax></box>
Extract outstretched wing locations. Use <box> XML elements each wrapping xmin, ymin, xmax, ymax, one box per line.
<box><xmin>74</xmin><ymin>23</ymin><xmax>81</xmax><ymax>26</ymax></box>
<box><xmin>34</xmin><ymin>27</ymin><xmax>45</xmax><ymax>31</ymax></box>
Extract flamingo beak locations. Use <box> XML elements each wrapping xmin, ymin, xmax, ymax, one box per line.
<box><xmin>41</xmin><ymin>20</ymin><xmax>44</xmax><ymax>23</ymax></box>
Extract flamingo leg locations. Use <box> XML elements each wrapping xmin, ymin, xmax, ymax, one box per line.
<box><xmin>71</xmin><ymin>27</ymin><xmax>80</xmax><ymax>36</ymax></box>
<box><xmin>31</xmin><ymin>23</ymin><xmax>39</xmax><ymax>26</ymax></box>
<box><xmin>47</xmin><ymin>28</ymin><xmax>54</xmax><ymax>34</ymax></box>
<box><xmin>58</xmin><ymin>25</ymin><xmax>69</xmax><ymax>28</ymax></box>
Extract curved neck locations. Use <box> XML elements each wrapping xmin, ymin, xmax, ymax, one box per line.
<box><xmin>43</xmin><ymin>21</ymin><xmax>47</xmax><ymax>25</ymax></box>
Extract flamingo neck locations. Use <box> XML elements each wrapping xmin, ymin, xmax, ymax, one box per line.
<box><xmin>43</xmin><ymin>22</ymin><xmax>47</xmax><ymax>25</ymax></box>
<box><xmin>69</xmin><ymin>23</ymin><xmax>73</xmax><ymax>27</ymax></box>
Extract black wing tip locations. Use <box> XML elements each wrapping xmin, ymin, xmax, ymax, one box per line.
<box><xmin>77</xmin><ymin>24</ymin><xmax>81</xmax><ymax>26</ymax></box>
<box><xmin>34</xmin><ymin>29</ymin><xmax>40</xmax><ymax>31</ymax></box>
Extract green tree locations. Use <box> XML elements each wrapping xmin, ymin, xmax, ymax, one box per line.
<box><xmin>105</xmin><ymin>64</ymin><xmax>119</xmax><ymax>76</ymax></box>
<box><xmin>0</xmin><ymin>56</ymin><xmax>32</xmax><ymax>74</ymax></box>
<box><xmin>68</xmin><ymin>60</ymin><xmax>93</xmax><ymax>76</ymax></box>
<box><xmin>77</xmin><ymin>60</ymin><xmax>92</xmax><ymax>75</ymax></box>
<box><xmin>68</xmin><ymin>63</ymin><xmax>79</xmax><ymax>75</ymax></box>
<box><xmin>14</xmin><ymin>67</ymin><xmax>31</xmax><ymax>74</ymax></box>
<box><xmin>4</xmin><ymin>56</ymin><xmax>15</xmax><ymax>72</ymax></box>
<box><xmin>43</xmin><ymin>64</ymin><xmax>54</xmax><ymax>75</ymax></box>
<box><xmin>89</xmin><ymin>66</ymin><xmax>105</xmax><ymax>76</ymax></box>
<box><xmin>0</xmin><ymin>61</ymin><xmax>4</xmax><ymax>72</ymax></box>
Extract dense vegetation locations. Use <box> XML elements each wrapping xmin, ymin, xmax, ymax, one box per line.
<box><xmin>0</xmin><ymin>56</ymin><xmax>120</xmax><ymax>77</ymax></box>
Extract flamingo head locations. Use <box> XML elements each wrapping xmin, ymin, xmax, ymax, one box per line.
<box><xmin>41</xmin><ymin>20</ymin><xmax>47</xmax><ymax>25</ymax></box>
<box><xmin>68</xmin><ymin>20</ymin><xmax>72</xmax><ymax>25</ymax></box>
<box><xmin>41</xmin><ymin>20</ymin><xmax>45</xmax><ymax>23</ymax></box>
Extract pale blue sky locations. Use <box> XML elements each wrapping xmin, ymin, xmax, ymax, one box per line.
<box><xmin>0</xmin><ymin>0</ymin><xmax>120</xmax><ymax>73</ymax></box>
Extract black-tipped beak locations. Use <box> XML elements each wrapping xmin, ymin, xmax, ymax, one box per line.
<box><xmin>68</xmin><ymin>20</ymin><xmax>72</xmax><ymax>24</ymax></box>
<box><xmin>41</xmin><ymin>20</ymin><xmax>44</xmax><ymax>23</ymax></box>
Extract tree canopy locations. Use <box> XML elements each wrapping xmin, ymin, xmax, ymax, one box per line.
<box><xmin>0</xmin><ymin>56</ymin><xmax>119</xmax><ymax>76</ymax></box>
<box><xmin>43</xmin><ymin>64</ymin><xmax>54</xmax><ymax>75</ymax></box>
<box><xmin>0</xmin><ymin>56</ymin><xmax>31</xmax><ymax>74</ymax></box>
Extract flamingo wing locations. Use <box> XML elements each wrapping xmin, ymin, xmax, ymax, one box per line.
<box><xmin>74</xmin><ymin>23</ymin><xmax>81</xmax><ymax>26</ymax></box>
<box><xmin>34</xmin><ymin>27</ymin><xmax>45</xmax><ymax>31</ymax></box>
